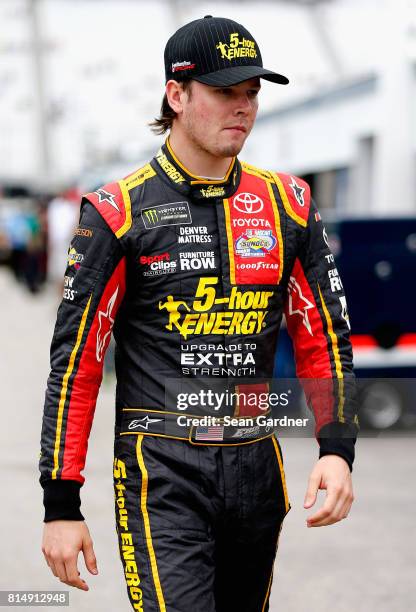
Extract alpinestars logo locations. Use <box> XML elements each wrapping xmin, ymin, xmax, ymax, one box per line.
<box><xmin>289</xmin><ymin>178</ymin><xmax>305</xmax><ymax>207</ymax></box>
<box><xmin>95</xmin><ymin>189</ymin><xmax>120</xmax><ymax>212</ymax></box>
<box><xmin>287</xmin><ymin>277</ymin><xmax>314</xmax><ymax>336</ymax></box>
<box><xmin>339</xmin><ymin>296</ymin><xmax>351</xmax><ymax>329</ymax></box>
<box><xmin>158</xmin><ymin>276</ymin><xmax>273</xmax><ymax>340</ymax></box>
<box><xmin>128</xmin><ymin>416</ymin><xmax>164</xmax><ymax>430</ymax></box>
<box><xmin>96</xmin><ymin>287</ymin><xmax>118</xmax><ymax>362</ymax></box>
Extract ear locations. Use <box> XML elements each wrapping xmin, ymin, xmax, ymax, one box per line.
<box><xmin>166</xmin><ymin>80</ymin><xmax>187</xmax><ymax>115</ymax></box>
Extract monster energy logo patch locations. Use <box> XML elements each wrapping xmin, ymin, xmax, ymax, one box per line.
<box><xmin>142</xmin><ymin>201</ymin><xmax>192</xmax><ymax>229</ymax></box>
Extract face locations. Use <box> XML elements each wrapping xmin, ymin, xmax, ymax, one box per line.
<box><xmin>169</xmin><ymin>78</ymin><xmax>261</xmax><ymax>158</ymax></box>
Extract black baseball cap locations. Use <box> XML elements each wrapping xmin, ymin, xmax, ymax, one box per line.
<box><xmin>164</xmin><ymin>15</ymin><xmax>289</xmax><ymax>87</ymax></box>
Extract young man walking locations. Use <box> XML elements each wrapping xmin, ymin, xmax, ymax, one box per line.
<box><xmin>40</xmin><ymin>16</ymin><xmax>358</xmax><ymax>611</ymax></box>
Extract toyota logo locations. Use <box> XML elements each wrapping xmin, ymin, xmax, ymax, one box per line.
<box><xmin>233</xmin><ymin>192</ymin><xmax>264</xmax><ymax>214</ymax></box>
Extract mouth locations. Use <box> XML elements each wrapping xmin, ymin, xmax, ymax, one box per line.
<box><xmin>224</xmin><ymin>126</ymin><xmax>247</xmax><ymax>133</ymax></box>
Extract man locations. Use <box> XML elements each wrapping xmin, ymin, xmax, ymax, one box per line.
<box><xmin>40</xmin><ymin>15</ymin><xmax>358</xmax><ymax>611</ymax></box>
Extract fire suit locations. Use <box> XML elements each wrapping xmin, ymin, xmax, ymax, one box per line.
<box><xmin>39</xmin><ymin>138</ymin><xmax>358</xmax><ymax>611</ymax></box>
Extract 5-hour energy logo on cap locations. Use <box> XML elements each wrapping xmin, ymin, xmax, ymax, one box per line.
<box><xmin>216</xmin><ymin>32</ymin><xmax>257</xmax><ymax>61</ymax></box>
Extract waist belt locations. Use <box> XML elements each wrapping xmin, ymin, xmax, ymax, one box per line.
<box><xmin>119</xmin><ymin>408</ymin><xmax>274</xmax><ymax>445</ymax></box>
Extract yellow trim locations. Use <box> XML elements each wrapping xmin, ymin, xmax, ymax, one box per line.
<box><xmin>266</xmin><ymin>180</ymin><xmax>284</xmax><ymax>284</ymax></box>
<box><xmin>116</xmin><ymin>179</ymin><xmax>132</xmax><ymax>239</ymax></box>
<box><xmin>121</xmin><ymin>431</ymin><xmax>187</xmax><ymax>441</ymax></box>
<box><xmin>222</xmin><ymin>198</ymin><xmax>236</xmax><ymax>284</ymax></box>
<box><xmin>136</xmin><ymin>435</ymin><xmax>166</xmax><ymax>612</ymax></box>
<box><xmin>121</xmin><ymin>431</ymin><xmax>275</xmax><ymax>446</ymax></box>
<box><xmin>52</xmin><ymin>295</ymin><xmax>92</xmax><ymax>479</ymax></box>
<box><xmin>166</xmin><ymin>137</ymin><xmax>235</xmax><ymax>184</ymax></box>
<box><xmin>317</xmin><ymin>284</ymin><xmax>345</xmax><ymax>422</ymax></box>
<box><xmin>271</xmin><ymin>172</ymin><xmax>307</xmax><ymax>228</ymax></box>
<box><xmin>124</xmin><ymin>163</ymin><xmax>156</xmax><ymax>190</ymax></box>
<box><xmin>122</xmin><ymin>407</ymin><xmax>205</xmax><ymax>419</ymax></box>
<box><xmin>262</xmin><ymin>522</ymin><xmax>284</xmax><ymax>612</ymax></box>
<box><xmin>262</xmin><ymin>567</ymin><xmax>274</xmax><ymax>612</ymax></box>
<box><xmin>271</xmin><ymin>436</ymin><xmax>290</xmax><ymax>513</ymax></box>
<box><xmin>188</xmin><ymin>432</ymin><xmax>274</xmax><ymax>447</ymax></box>
<box><xmin>241</xmin><ymin>161</ymin><xmax>273</xmax><ymax>183</ymax></box>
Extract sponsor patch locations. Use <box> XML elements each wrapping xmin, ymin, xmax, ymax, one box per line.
<box><xmin>231</xmin><ymin>425</ymin><xmax>261</xmax><ymax>439</ymax></box>
<box><xmin>141</xmin><ymin>251</ymin><xmax>177</xmax><ymax>277</ymax></box>
<box><xmin>159</xmin><ymin>277</ymin><xmax>273</xmax><ymax>340</ymax></box>
<box><xmin>233</xmin><ymin>192</ymin><xmax>264</xmax><ymax>214</ymax></box>
<box><xmin>67</xmin><ymin>247</ymin><xmax>84</xmax><ymax>269</ymax></box>
<box><xmin>142</xmin><ymin>201</ymin><xmax>192</xmax><ymax>229</ymax></box>
<box><xmin>74</xmin><ymin>227</ymin><xmax>93</xmax><ymax>238</ymax></box>
<box><xmin>179</xmin><ymin>250</ymin><xmax>215</xmax><ymax>271</ymax></box>
<box><xmin>328</xmin><ymin>268</ymin><xmax>343</xmax><ymax>292</ymax></box>
<box><xmin>232</xmin><ymin>217</ymin><xmax>270</xmax><ymax>228</ymax></box>
<box><xmin>178</xmin><ymin>225</ymin><xmax>212</xmax><ymax>244</ymax></box>
<box><xmin>63</xmin><ymin>275</ymin><xmax>77</xmax><ymax>301</ymax></box>
<box><xmin>235</xmin><ymin>230</ymin><xmax>276</xmax><ymax>257</ymax></box>
<box><xmin>200</xmin><ymin>185</ymin><xmax>225</xmax><ymax>198</ymax></box>
<box><xmin>156</xmin><ymin>151</ymin><xmax>185</xmax><ymax>183</ymax></box>
<box><xmin>216</xmin><ymin>32</ymin><xmax>257</xmax><ymax>61</ymax></box>
<box><xmin>172</xmin><ymin>60</ymin><xmax>196</xmax><ymax>73</ymax></box>
<box><xmin>236</xmin><ymin>261</ymin><xmax>279</xmax><ymax>271</ymax></box>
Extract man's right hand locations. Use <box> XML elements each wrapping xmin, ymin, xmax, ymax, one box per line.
<box><xmin>42</xmin><ymin>521</ymin><xmax>98</xmax><ymax>591</ymax></box>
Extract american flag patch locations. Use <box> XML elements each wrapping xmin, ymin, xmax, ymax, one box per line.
<box><xmin>195</xmin><ymin>425</ymin><xmax>224</xmax><ymax>441</ymax></box>
<box><xmin>315</xmin><ymin>212</ymin><xmax>321</xmax><ymax>222</ymax></box>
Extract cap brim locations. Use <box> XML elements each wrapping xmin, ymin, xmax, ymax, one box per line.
<box><xmin>193</xmin><ymin>65</ymin><xmax>289</xmax><ymax>86</ymax></box>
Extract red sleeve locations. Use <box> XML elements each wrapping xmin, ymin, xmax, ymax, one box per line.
<box><xmin>39</xmin><ymin>199</ymin><xmax>127</xmax><ymax>520</ymax></box>
<box><xmin>280</xmin><ymin>178</ymin><xmax>359</xmax><ymax>468</ymax></box>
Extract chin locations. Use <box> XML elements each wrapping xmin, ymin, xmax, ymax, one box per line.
<box><xmin>217</xmin><ymin>141</ymin><xmax>244</xmax><ymax>158</ymax></box>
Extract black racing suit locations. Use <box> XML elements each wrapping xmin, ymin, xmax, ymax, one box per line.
<box><xmin>39</xmin><ymin>139</ymin><xmax>358</xmax><ymax>611</ymax></box>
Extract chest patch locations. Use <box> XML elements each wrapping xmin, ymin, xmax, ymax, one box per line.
<box><xmin>223</xmin><ymin>172</ymin><xmax>283</xmax><ymax>285</ymax></box>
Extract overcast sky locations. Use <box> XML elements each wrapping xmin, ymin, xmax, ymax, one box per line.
<box><xmin>1</xmin><ymin>0</ymin><xmax>415</xmax><ymax>185</ymax></box>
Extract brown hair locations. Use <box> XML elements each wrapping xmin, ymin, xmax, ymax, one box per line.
<box><xmin>149</xmin><ymin>79</ymin><xmax>193</xmax><ymax>135</ymax></box>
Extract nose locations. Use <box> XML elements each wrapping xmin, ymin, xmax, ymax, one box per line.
<box><xmin>234</xmin><ymin>93</ymin><xmax>253</xmax><ymax>115</ymax></box>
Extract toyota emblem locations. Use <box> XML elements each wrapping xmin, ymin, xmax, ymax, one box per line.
<box><xmin>233</xmin><ymin>192</ymin><xmax>264</xmax><ymax>214</ymax></box>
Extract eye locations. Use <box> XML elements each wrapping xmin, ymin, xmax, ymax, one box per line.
<box><xmin>248</xmin><ymin>89</ymin><xmax>260</xmax><ymax>98</ymax></box>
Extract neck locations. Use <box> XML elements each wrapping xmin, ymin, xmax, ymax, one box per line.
<box><xmin>168</xmin><ymin>128</ymin><xmax>233</xmax><ymax>179</ymax></box>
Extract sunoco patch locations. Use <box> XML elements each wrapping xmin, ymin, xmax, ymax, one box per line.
<box><xmin>142</xmin><ymin>201</ymin><xmax>192</xmax><ymax>229</ymax></box>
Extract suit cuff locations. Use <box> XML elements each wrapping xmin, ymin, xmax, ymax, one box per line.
<box><xmin>317</xmin><ymin>422</ymin><xmax>358</xmax><ymax>472</ymax></box>
<box><xmin>42</xmin><ymin>480</ymin><xmax>84</xmax><ymax>522</ymax></box>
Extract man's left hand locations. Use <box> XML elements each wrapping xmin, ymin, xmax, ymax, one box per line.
<box><xmin>303</xmin><ymin>455</ymin><xmax>354</xmax><ymax>527</ymax></box>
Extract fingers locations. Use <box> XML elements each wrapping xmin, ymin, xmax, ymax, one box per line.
<box><xmin>82</xmin><ymin>536</ymin><xmax>98</xmax><ymax>576</ymax></box>
<box><xmin>53</xmin><ymin>559</ymin><xmax>68</xmax><ymax>584</ymax></box>
<box><xmin>307</xmin><ymin>484</ymin><xmax>354</xmax><ymax>527</ymax></box>
<box><xmin>64</xmin><ymin>555</ymin><xmax>89</xmax><ymax>591</ymax></box>
<box><xmin>42</xmin><ymin>546</ymin><xmax>89</xmax><ymax>590</ymax></box>
<box><xmin>304</xmin><ymin>471</ymin><xmax>321</xmax><ymax>509</ymax></box>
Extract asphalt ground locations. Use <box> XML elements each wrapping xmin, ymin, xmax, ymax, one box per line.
<box><xmin>1</xmin><ymin>267</ymin><xmax>415</xmax><ymax>611</ymax></box>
